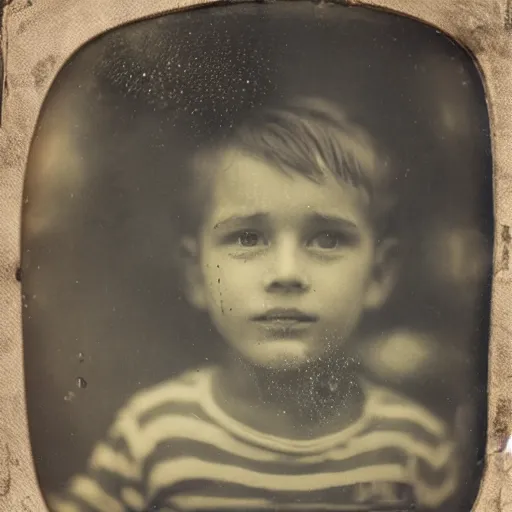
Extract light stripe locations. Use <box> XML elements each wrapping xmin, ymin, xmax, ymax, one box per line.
<box><xmin>123</xmin><ymin>368</ymin><xmax>446</xmax><ymax>454</ymax></box>
<box><xmin>138</xmin><ymin>415</ymin><xmax>450</xmax><ymax>470</ymax></box>
<box><xmin>370</xmin><ymin>401</ymin><xmax>446</xmax><ymax>437</ymax></box>
<box><xmin>127</xmin><ymin>371</ymin><xmax>206</xmax><ymax>417</ymax></box>
<box><xmin>140</xmin><ymin>416</ymin><xmax>279</xmax><ymax>461</ymax></box>
<box><xmin>148</xmin><ymin>458</ymin><xmax>409</xmax><ymax>498</ymax></box>
<box><xmin>329</xmin><ymin>431</ymin><xmax>452</xmax><ymax>468</ymax></box>
<box><xmin>89</xmin><ymin>443</ymin><xmax>140</xmax><ymax>480</ymax></box>
<box><xmin>121</xmin><ymin>487</ymin><xmax>145</xmax><ymax>510</ymax></box>
<box><xmin>277</xmin><ymin>503</ymin><xmax>391</xmax><ymax>511</ymax></box>
<box><xmin>198</xmin><ymin>372</ymin><xmax>375</xmax><ymax>454</ymax></box>
<box><xmin>413</xmin><ymin>458</ymin><xmax>459</xmax><ymax>507</ymax></box>
<box><xmin>56</xmin><ymin>368</ymin><xmax>457</xmax><ymax>511</ymax></box>
<box><xmin>69</xmin><ymin>475</ymin><xmax>124</xmax><ymax>512</ymax></box>
<box><xmin>110</xmin><ymin>412</ymin><xmax>145</xmax><ymax>462</ymax></box>
<box><xmin>48</xmin><ymin>496</ymin><xmax>81</xmax><ymax>512</ymax></box>
<box><xmin>172</xmin><ymin>496</ymin><xmax>272</xmax><ymax>509</ymax></box>
<box><xmin>172</xmin><ymin>495</ymin><xmax>379</xmax><ymax>511</ymax></box>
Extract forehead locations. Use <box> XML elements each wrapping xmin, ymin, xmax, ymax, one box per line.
<box><xmin>203</xmin><ymin>149</ymin><xmax>371</xmax><ymax>224</ymax></box>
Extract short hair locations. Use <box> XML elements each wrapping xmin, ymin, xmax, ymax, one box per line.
<box><xmin>182</xmin><ymin>97</ymin><xmax>397</xmax><ymax>236</ymax></box>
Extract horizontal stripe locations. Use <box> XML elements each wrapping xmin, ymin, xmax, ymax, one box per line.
<box><xmin>137</xmin><ymin>398</ymin><xmax>443</xmax><ymax>459</ymax></box>
<box><xmin>414</xmin><ymin>455</ymin><xmax>456</xmax><ymax>491</ymax></box>
<box><xmin>173</xmin><ymin>496</ymin><xmax>271</xmax><ymax>510</ymax></box>
<box><xmin>53</xmin><ymin>494</ymin><xmax>141</xmax><ymax>512</ymax></box>
<box><xmin>122</xmin><ymin>367</ymin><xmax>447</xmax><ymax>455</ymax></box>
<box><xmin>56</xmin><ymin>367</ymin><xmax>455</xmax><ymax>511</ymax></box>
<box><xmin>136</xmin><ymin>384</ymin><xmax>370</xmax><ymax>455</ymax></box>
<box><xmin>138</xmin><ymin>400</ymin><xmax>212</xmax><ymax>427</ymax></box>
<box><xmin>138</xmin><ymin>415</ymin><xmax>450</xmax><ymax>470</ymax></box>
<box><xmin>414</xmin><ymin>460</ymin><xmax>458</xmax><ymax>507</ymax></box>
<box><xmin>147</xmin><ymin>458</ymin><xmax>410</xmax><ymax>499</ymax></box>
<box><xmin>133</xmin><ymin>368</ymin><xmax>372</xmax><ymax>454</ymax></box>
<box><xmin>144</xmin><ymin>441</ymin><xmax>409</xmax><ymax>477</ymax></box>
<box><xmin>48</xmin><ymin>496</ymin><xmax>82</xmax><ymax>512</ymax></box>
<box><xmin>358</xmin><ymin>418</ymin><xmax>442</xmax><ymax>447</ymax></box>
<box><xmin>68</xmin><ymin>476</ymin><xmax>124</xmax><ymax>512</ymax></box>
<box><xmin>171</xmin><ymin>494</ymin><xmax>406</xmax><ymax>511</ymax></box>
<box><xmin>120</xmin><ymin>487</ymin><xmax>145</xmax><ymax>510</ymax></box>
<box><xmin>151</xmin><ymin>479</ymin><xmax>415</xmax><ymax>509</ymax></box>
<box><xmin>201</xmin><ymin>378</ymin><xmax>373</xmax><ymax>454</ymax></box>
<box><xmin>108</xmin><ymin>411</ymin><xmax>144</xmax><ymax>462</ymax></box>
<box><xmin>127</xmin><ymin>370</ymin><xmax>206</xmax><ymax>419</ymax></box>
<box><xmin>370</xmin><ymin>399</ymin><xmax>446</xmax><ymax>438</ymax></box>
<box><xmin>88</xmin><ymin>443</ymin><xmax>140</xmax><ymax>480</ymax></box>
<box><xmin>70</xmin><ymin>466</ymin><xmax>138</xmax><ymax>496</ymax></box>
<box><xmin>337</xmin><ymin>431</ymin><xmax>452</xmax><ymax>469</ymax></box>
<box><xmin>140</xmin><ymin>415</ymin><xmax>279</xmax><ymax>461</ymax></box>
<box><xmin>103</xmin><ymin>433</ymin><xmax>136</xmax><ymax>461</ymax></box>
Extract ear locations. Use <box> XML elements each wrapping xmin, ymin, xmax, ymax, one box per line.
<box><xmin>180</xmin><ymin>236</ymin><xmax>207</xmax><ymax>311</ymax></box>
<box><xmin>363</xmin><ymin>237</ymin><xmax>400</xmax><ymax>310</ymax></box>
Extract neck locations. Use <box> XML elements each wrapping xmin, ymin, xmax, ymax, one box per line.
<box><xmin>216</xmin><ymin>349</ymin><xmax>363</xmax><ymax>427</ymax></box>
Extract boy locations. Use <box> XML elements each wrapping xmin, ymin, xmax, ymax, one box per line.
<box><xmin>50</xmin><ymin>98</ymin><xmax>459</xmax><ymax>512</ymax></box>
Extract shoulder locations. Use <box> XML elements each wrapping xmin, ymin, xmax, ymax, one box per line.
<box><xmin>360</xmin><ymin>382</ymin><xmax>459</xmax><ymax>508</ymax></box>
<box><xmin>362</xmin><ymin>380</ymin><xmax>451</xmax><ymax>444</ymax></box>
<box><xmin>112</xmin><ymin>366</ymin><xmax>217</xmax><ymax>431</ymax></box>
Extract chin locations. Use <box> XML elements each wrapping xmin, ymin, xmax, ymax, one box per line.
<box><xmin>244</xmin><ymin>340</ymin><xmax>315</xmax><ymax>370</ymax></box>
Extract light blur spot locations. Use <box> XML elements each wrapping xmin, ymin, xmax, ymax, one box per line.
<box><xmin>363</xmin><ymin>329</ymin><xmax>433</xmax><ymax>380</ymax></box>
<box><xmin>25</xmin><ymin>105</ymin><xmax>86</xmax><ymax>237</ymax></box>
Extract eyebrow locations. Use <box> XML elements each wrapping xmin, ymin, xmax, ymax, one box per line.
<box><xmin>213</xmin><ymin>213</ymin><xmax>267</xmax><ymax>231</ymax></box>
<box><xmin>213</xmin><ymin>212</ymin><xmax>360</xmax><ymax>231</ymax></box>
<box><xmin>307</xmin><ymin>213</ymin><xmax>360</xmax><ymax>231</ymax></box>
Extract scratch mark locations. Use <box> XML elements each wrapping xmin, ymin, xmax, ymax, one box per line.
<box><xmin>506</xmin><ymin>0</ymin><xmax>512</xmax><ymax>31</ymax></box>
<box><xmin>499</xmin><ymin>225</ymin><xmax>511</xmax><ymax>272</ymax></box>
<box><xmin>0</xmin><ymin>443</ymin><xmax>12</xmax><ymax>497</ymax></box>
<box><xmin>31</xmin><ymin>55</ymin><xmax>57</xmax><ymax>89</ymax></box>
<box><xmin>494</xmin><ymin>397</ymin><xmax>512</xmax><ymax>450</ymax></box>
<box><xmin>21</xmin><ymin>495</ymin><xmax>35</xmax><ymax>511</ymax></box>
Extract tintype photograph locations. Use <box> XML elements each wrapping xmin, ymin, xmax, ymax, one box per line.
<box><xmin>20</xmin><ymin>2</ymin><xmax>493</xmax><ymax>511</ymax></box>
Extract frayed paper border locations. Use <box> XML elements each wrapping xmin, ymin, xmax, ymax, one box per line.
<box><xmin>0</xmin><ymin>0</ymin><xmax>510</xmax><ymax>510</ymax></box>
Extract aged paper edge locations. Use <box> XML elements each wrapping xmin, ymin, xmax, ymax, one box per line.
<box><xmin>0</xmin><ymin>0</ymin><xmax>511</xmax><ymax>510</ymax></box>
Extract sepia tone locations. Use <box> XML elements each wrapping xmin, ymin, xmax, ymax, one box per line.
<box><xmin>0</xmin><ymin>0</ymin><xmax>511</xmax><ymax>511</ymax></box>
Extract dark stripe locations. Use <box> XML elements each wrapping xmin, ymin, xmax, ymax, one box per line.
<box><xmin>57</xmin><ymin>493</ymin><xmax>99</xmax><ymax>512</ymax></box>
<box><xmin>143</xmin><ymin>441</ymin><xmax>409</xmax><ymax>480</ymax></box>
<box><xmin>137</xmin><ymin>402</ymin><xmax>342</xmax><ymax>458</ymax></box>
<box><xmin>415</xmin><ymin>456</ymin><xmax>453</xmax><ymax>489</ymax></box>
<box><xmin>103</xmin><ymin>434</ymin><xmax>137</xmax><ymax>463</ymax></box>
<box><xmin>138</xmin><ymin>397</ymin><xmax>442</xmax><ymax>453</ymax></box>
<box><xmin>78</xmin><ymin>467</ymin><xmax>141</xmax><ymax>499</ymax></box>
<box><xmin>138</xmin><ymin>401</ymin><xmax>211</xmax><ymax>427</ymax></box>
<box><xmin>359</xmin><ymin>417</ymin><xmax>443</xmax><ymax>447</ymax></box>
<box><xmin>59</xmin><ymin>492</ymin><xmax>138</xmax><ymax>512</ymax></box>
<box><xmin>149</xmin><ymin>480</ymin><xmax>416</xmax><ymax>510</ymax></box>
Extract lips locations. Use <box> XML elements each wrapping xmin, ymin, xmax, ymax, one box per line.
<box><xmin>252</xmin><ymin>308</ymin><xmax>318</xmax><ymax>324</ymax></box>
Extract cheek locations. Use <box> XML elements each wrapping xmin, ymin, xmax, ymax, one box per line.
<box><xmin>201</xmin><ymin>256</ymin><xmax>255</xmax><ymax>309</ymax></box>
<box><xmin>317</xmin><ymin>254</ymin><xmax>374</xmax><ymax>298</ymax></box>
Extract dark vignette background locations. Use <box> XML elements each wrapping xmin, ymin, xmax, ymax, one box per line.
<box><xmin>21</xmin><ymin>1</ymin><xmax>493</xmax><ymax>507</ymax></box>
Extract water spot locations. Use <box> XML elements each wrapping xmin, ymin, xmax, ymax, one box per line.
<box><xmin>76</xmin><ymin>377</ymin><xmax>88</xmax><ymax>389</ymax></box>
<box><xmin>78</xmin><ymin>352</ymin><xmax>85</xmax><ymax>363</ymax></box>
<box><xmin>64</xmin><ymin>391</ymin><xmax>76</xmax><ymax>402</ymax></box>
<box><xmin>31</xmin><ymin>55</ymin><xmax>57</xmax><ymax>89</ymax></box>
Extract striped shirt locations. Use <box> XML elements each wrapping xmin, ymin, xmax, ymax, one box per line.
<box><xmin>50</xmin><ymin>366</ymin><xmax>459</xmax><ymax>512</ymax></box>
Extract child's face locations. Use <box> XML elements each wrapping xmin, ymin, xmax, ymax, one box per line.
<box><xmin>184</xmin><ymin>149</ymin><xmax>396</xmax><ymax>370</ymax></box>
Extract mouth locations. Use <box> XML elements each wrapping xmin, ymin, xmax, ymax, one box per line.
<box><xmin>252</xmin><ymin>308</ymin><xmax>318</xmax><ymax>326</ymax></box>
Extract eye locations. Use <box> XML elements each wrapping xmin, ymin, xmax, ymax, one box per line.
<box><xmin>237</xmin><ymin>231</ymin><xmax>262</xmax><ymax>247</ymax></box>
<box><xmin>309</xmin><ymin>231</ymin><xmax>345</xmax><ymax>250</ymax></box>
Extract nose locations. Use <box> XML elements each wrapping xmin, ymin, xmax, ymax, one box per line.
<box><xmin>264</xmin><ymin>237</ymin><xmax>310</xmax><ymax>293</ymax></box>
